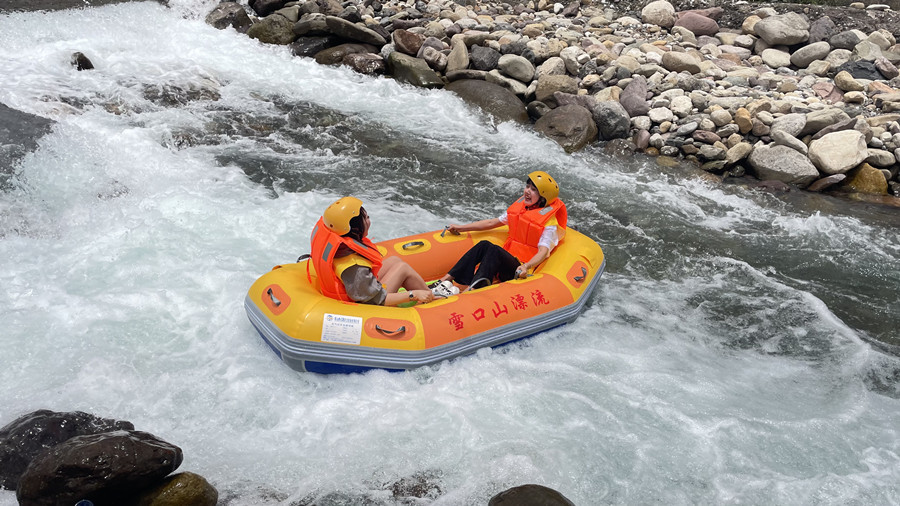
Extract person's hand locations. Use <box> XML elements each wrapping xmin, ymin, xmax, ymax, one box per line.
<box><xmin>446</xmin><ymin>224</ymin><xmax>463</xmax><ymax>235</ymax></box>
<box><xmin>515</xmin><ymin>265</ymin><xmax>528</xmax><ymax>278</ymax></box>
<box><xmin>412</xmin><ymin>290</ymin><xmax>434</xmax><ymax>303</ymax></box>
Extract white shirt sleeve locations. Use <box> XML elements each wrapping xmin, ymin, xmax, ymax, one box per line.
<box><xmin>538</xmin><ymin>225</ymin><xmax>558</xmax><ymax>251</ymax></box>
<box><xmin>498</xmin><ymin>212</ymin><xmax>508</xmax><ymax>224</ymax></box>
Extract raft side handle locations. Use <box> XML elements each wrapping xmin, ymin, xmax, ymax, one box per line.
<box><xmin>297</xmin><ymin>253</ymin><xmax>311</xmax><ymax>262</ymax></box>
<box><xmin>266</xmin><ymin>288</ymin><xmax>282</xmax><ymax>307</ymax></box>
<box><xmin>573</xmin><ymin>267</ymin><xmax>588</xmax><ymax>283</ymax></box>
<box><xmin>374</xmin><ymin>324</ymin><xmax>407</xmax><ymax>337</ymax></box>
<box><xmin>402</xmin><ymin>241</ymin><xmax>425</xmax><ymax>250</ymax></box>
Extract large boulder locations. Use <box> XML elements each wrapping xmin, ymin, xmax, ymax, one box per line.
<box><xmin>534</xmin><ymin>104</ymin><xmax>598</xmax><ymax>152</ymax></box>
<box><xmin>593</xmin><ymin>100</ymin><xmax>631</xmax><ymax>140</ymax></box>
<box><xmin>205</xmin><ymin>2</ymin><xmax>252</xmax><ymax>33</ymax></box>
<box><xmin>247</xmin><ymin>13</ymin><xmax>296</xmax><ymax>45</ymax></box>
<box><xmin>445</xmin><ymin>79</ymin><xmax>529</xmax><ymax>124</ymax></box>
<box><xmin>839</xmin><ymin>163</ymin><xmax>889</xmax><ymax>194</ymax></box>
<box><xmin>673</xmin><ymin>12</ymin><xmax>719</xmax><ymax>37</ymax></box>
<box><xmin>754</xmin><ymin>12</ymin><xmax>810</xmax><ymax>46</ymax></box>
<box><xmin>16</xmin><ymin>430</ymin><xmax>182</xmax><ymax>506</ymax></box>
<box><xmin>314</xmin><ymin>43</ymin><xmax>378</xmax><ymax>65</ymax></box>
<box><xmin>619</xmin><ymin>75</ymin><xmax>650</xmax><ymax>117</ymax></box>
<box><xmin>790</xmin><ymin>41</ymin><xmax>831</xmax><ymax>68</ymax></box>
<box><xmin>497</xmin><ymin>54</ymin><xmax>535</xmax><ymax>83</ymax></box>
<box><xmin>392</xmin><ymin>29</ymin><xmax>425</xmax><ymax>56</ymax></box>
<box><xmin>534</xmin><ymin>74</ymin><xmax>578</xmax><ymax>107</ymax></box>
<box><xmin>641</xmin><ymin>0</ymin><xmax>676</xmax><ymax>28</ymax></box>
<box><xmin>661</xmin><ymin>51</ymin><xmax>702</xmax><ymax>74</ymax></box>
<box><xmin>0</xmin><ymin>410</ymin><xmax>133</xmax><ymax>491</ymax></box>
<box><xmin>386</xmin><ymin>52</ymin><xmax>444</xmax><ymax>89</ymax></box>
<box><xmin>250</xmin><ymin>0</ymin><xmax>289</xmax><ymax>17</ymax></box>
<box><xmin>325</xmin><ymin>16</ymin><xmax>386</xmax><ymax>46</ymax></box>
<box><xmin>808</xmin><ymin>130</ymin><xmax>868</xmax><ymax>175</ymax></box>
<box><xmin>470</xmin><ymin>45</ymin><xmax>501</xmax><ymax>71</ymax></box>
<box><xmin>748</xmin><ymin>143</ymin><xmax>820</xmax><ymax>187</ymax></box>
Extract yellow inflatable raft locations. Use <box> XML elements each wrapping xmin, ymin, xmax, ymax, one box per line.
<box><xmin>244</xmin><ymin>227</ymin><xmax>605</xmax><ymax>373</ymax></box>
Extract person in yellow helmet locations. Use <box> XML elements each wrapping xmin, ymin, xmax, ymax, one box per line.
<box><xmin>311</xmin><ymin>197</ymin><xmax>434</xmax><ymax>305</ymax></box>
<box><xmin>431</xmin><ymin>171</ymin><xmax>568</xmax><ymax>293</ymax></box>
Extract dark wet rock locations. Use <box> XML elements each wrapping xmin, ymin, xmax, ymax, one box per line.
<box><xmin>386</xmin><ymin>52</ymin><xmax>443</xmax><ymax>88</ymax></box>
<box><xmin>315</xmin><ymin>43</ymin><xmax>378</xmax><ymax>65</ymax></box>
<box><xmin>325</xmin><ymin>15</ymin><xmax>386</xmax><ymax>46</ymax></box>
<box><xmin>829</xmin><ymin>30</ymin><xmax>865</xmax><ymax>50</ymax></box>
<box><xmin>446</xmin><ymin>79</ymin><xmax>528</xmax><ymax>123</ymax></box>
<box><xmin>17</xmin><ymin>430</ymin><xmax>182</xmax><ymax>506</ymax></box>
<box><xmin>291</xmin><ymin>35</ymin><xmax>343</xmax><ymax>57</ymax></box>
<box><xmin>130</xmin><ymin>472</ymin><xmax>218</xmax><ymax>506</ymax></box>
<box><xmin>833</xmin><ymin>60</ymin><xmax>883</xmax><ymax>81</ymax></box>
<box><xmin>808</xmin><ymin>16</ymin><xmax>837</xmax><ymax>44</ymax></box>
<box><xmin>471</xmin><ymin>45</ymin><xmax>501</xmax><ymax>71</ymax></box>
<box><xmin>71</xmin><ymin>51</ymin><xmax>94</xmax><ymax>70</ymax></box>
<box><xmin>250</xmin><ymin>0</ymin><xmax>289</xmax><ymax>18</ymax></box>
<box><xmin>205</xmin><ymin>2</ymin><xmax>252</xmax><ymax>33</ymax></box>
<box><xmin>534</xmin><ymin>104</ymin><xmax>598</xmax><ymax>152</ymax></box>
<box><xmin>526</xmin><ymin>100</ymin><xmax>551</xmax><ymax>121</ymax></box>
<box><xmin>0</xmin><ymin>410</ymin><xmax>133</xmax><ymax>491</ymax></box>
<box><xmin>342</xmin><ymin>53</ymin><xmax>385</xmax><ymax>74</ymax></box>
<box><xmin>293</xmin><ymin>13</ymin><xmax>330</xmax><ymax>36</ymax></box>
<box><xmin>247</xmin><ymin>12</ymin><xmax>297</xmax><ymax>45</ymax></box>
<box><xmin>592</xmin><ymin>100</ymin><xmax>631</xmax><ymax>140</ymax></box>
<box><xmin>489</xmin><ymin>484</ymin><xmax>575</xmax><ymax>506</ymax></box>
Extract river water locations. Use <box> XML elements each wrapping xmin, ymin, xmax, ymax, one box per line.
<box><xmin>1</xmin><ymin>2</ymin><xmax>899</xmax><ymax>504</ymax></box>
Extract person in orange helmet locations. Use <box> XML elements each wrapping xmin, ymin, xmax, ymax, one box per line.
<box><xmin>431</xmin><ymin>171</ymin><xmax>567</xmax><ymax>294</ymax></box>
<box><xmin>310</xmin><ymin>197</ymin><xmax>434</xmax><ymax>306</ymax></box>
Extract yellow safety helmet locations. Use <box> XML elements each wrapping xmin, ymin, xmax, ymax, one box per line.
<box><xmin>528</xmin><ymin>171</ymin><xmax>559</xmax><ymax>205</ymax></box>
<box><xmin>323</xmin><ymin>196</ymin><xmax>363</xmax><ymax>235</ymax></box>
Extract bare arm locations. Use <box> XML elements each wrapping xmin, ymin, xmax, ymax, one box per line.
<box><xmin>447</xmin><ymin>218</ymin><xmax>503</xmax><ymax>235</ymax></box>
<box><xmin>515</xmin><ymin>246</ymin><xmax>550</xmax><ymax>278</ymax></box>
<box><xmin>384</xmin><ymin>290</ymin><xmax>433</xmax><ymax>306</ymax></box>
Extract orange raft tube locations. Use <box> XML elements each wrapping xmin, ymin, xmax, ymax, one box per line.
<box><xmin>244</xmin><ymin>227</ymin><xmax>605</xmax><ymax>374</ymax></box>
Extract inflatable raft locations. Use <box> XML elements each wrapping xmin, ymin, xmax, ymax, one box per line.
<box><xmin>244</xmin><ymin>226</ymin><xmax>605</xmax><ymax>374</ymax></box>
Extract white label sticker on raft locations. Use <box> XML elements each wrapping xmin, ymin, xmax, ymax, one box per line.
<box><xmin>321</xmin><ymin>313</ymin><xmax>363</xmax><ymax>345</ymax></box>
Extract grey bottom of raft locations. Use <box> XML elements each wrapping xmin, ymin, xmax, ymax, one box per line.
<box><xmin>245</xmin><ymin>259</ymin><xmax>604</xmax><ymax>373</ymax></box>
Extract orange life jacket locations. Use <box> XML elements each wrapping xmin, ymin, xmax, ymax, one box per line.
<box><xmin>309</xmin><ymin>217</ymin><xmax>383</xmax><ymax>302</ymax></box>
<box><xmin>503</xmin><ymin>198</ymin><xmax>568</xmax><ymax>262</ymax></box>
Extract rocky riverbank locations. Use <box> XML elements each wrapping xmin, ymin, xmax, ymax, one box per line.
<box><xmin>201</xmin><ymin>0</ymin><xmax>900</xmax><ymax>203</ymax></box>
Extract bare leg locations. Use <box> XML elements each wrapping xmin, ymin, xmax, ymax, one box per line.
<box><xmin>378</xmin><ymin>256</ymin><xmax>429</xmax><ymax>293</ymax></box>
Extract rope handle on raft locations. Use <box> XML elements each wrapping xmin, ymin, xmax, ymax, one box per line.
<box><xmin>266</xmin><ymin>288</ymin><xmax>282</xmax><ymax>307</ymax></box>
<box><xmin>573</xmin><ymin>267</ymin><xmax>588</xmax><ymax>283</ymax></box>
<box><xmin>375</xmin><ymin>324</ymin><xmax>407</xmax><ymax>337</ymax></box>
<box><xmin>402</xmin><ymin>241</ymin><xmax>425</xmax><ymax>250</ymax></box>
